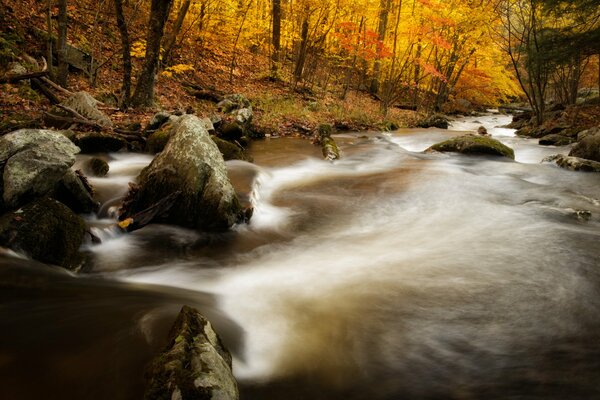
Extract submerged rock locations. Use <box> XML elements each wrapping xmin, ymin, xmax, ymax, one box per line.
<box><xmin>0</xmin><ymin>197</ymin><xmax>86</xmax><ymax>269</ymax></box>
<box><xmin>53</xmin><ymin>169</ymin><xmax>99</xmax><ymax>214</ymax></box>
<box><xmin>477</xmin><ymin>126</ymin><xmax>489</xmax><ymax>136</ymax></box>
<box><xmin>144</xmin><ymin>305</ymin><xmax>238</xmax><ymax>400</ymax></box>
<box><xmin>0</xmin><ymin>129</ymin><xmax>80</xmax><ymax>208</ymax></box>
<box><xmin>121</xmin><ymin>115</ymin><xmax>244</xmax><ymax>231</ymax></box>
<box><xmin>569</xmin><ymin>132</ymin><xmax>600</xmax><ymax>162</ymax></box>
<box><xmin>427</xmin><ymin>135</ymin><xmax>515</xmax><ymax>159</ymax></box>
<box><xmin>543</xmin><ymin>154</ymin><xmax>600</xmax><ymax>172</ymax></box>
<box><xmin>88</xmin><ymin>157</ymin><xmax>109</xmax><ymax>177</ymax></box>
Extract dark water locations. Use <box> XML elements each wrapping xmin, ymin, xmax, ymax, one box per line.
<box><xmin>2</xmin><ymin>114</ymin><xmax>600</xmax><ymax>399</ymax></box>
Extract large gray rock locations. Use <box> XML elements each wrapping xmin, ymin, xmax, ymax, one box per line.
<box><xmin>569</xmin><ymin>132</ymin><xmax>600</xmax><ymax>162</ymax></box>
<box><xmin>121</xmin><ymin>115</ymin><xmax>244</xmax><ymax>231</ymax></box>
<box><xmin>544</xmin><ymin>154</ymin><xmax>600</xmax><ymax>172</ymax></box>
<box><xmin>426</xmin><ymin>135</ymin><xmax>515</xmax><ymax>159</ymax></box>
<box><xmin>0</xmin><ymin>129</ymin><xmax>80</xmax><ymax>208</ymax></box>
<box><xmin>577</xmin><ymin>127</ymin><xmax>600</xmax><ymax>142</ymax></box>
<box><xmin>144</xmin><ymin>305</ymin><xmax>239</xmax><ymax>400</ymax></box>
<box><xmin>538</xmin><ymin>134</ymin><xmax>573</xmax><ymax>146</ymax></box>
<box><xmin>0</xmin><ymin>197</ymin><xmax>86</xmax><ymax>269</ymax></box>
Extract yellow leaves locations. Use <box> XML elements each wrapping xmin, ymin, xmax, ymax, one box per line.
<box><xmin>130</xmin><ymin>40</ymin><xmax>146</xmax><ymax>58</ymax></box>
<box><xmin>118</xmin><ymin>218</ymin><xmax>134</xmax><ymax>230</ymax></box>
<box><xmin>161</xmin><ymin>64</ymin><xmax>195</xmax><ymax>78</ymax></box>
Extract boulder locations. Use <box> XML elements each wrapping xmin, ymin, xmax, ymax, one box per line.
<box><xmin>576</xmin><ymin>127</ymin><xmax>600</xmax><ymax>142</ymax></box>
<box><xmin>46</xmin><ymin>92</ymin><xmax>113</xmax><ymax>129</ymax></box>
<box><xmin>0</xmin><ymin>129</ymin><xmax>79</xmax><ymax>208</ymax></box>
<box><xmin>477</xmin><ymin>126</ymin><xmax>488</xmax><ymax>136</ymax></box>
<box><xmin>144</xmin><ymin>305</ymin><xmax>239</xmax><ymax>400</ymax></box>
<box><xmin>235</xmin><ymin>107</ymin><xmax>253</xmax><ymax>126</ymax></box>
<box><xmin>73</xmin><ymin>132</ymin><xmax>127</xmax><ymax>153</ymax></box>
<box><xmin>120</xmin><ymin>115</ymin><xmax>244</xmax><ymax>231</ymax></box>
<box><xmin>538</xmin><ymin>134</ymin><xmax>573</xmax><ymax>146</ymax></box>
<box><xmin>416</xmin><ymin>114</ymin><xmax>449</xmax><ymax>129</ymax></box>
<box><xmin>427</xmin><ymin>135</ymin><xmax>515</xmax><ymax>159</ymax></box>
<box><xmin>199</xmin><ymin>117</ymin><xmax>215</xmax><ymax>133</ymax></box>
<box><xmin>88</xmin><ymin>157</ymin><xmax>109</xmax><ymax>177</ymax></box>
<box><xmin>317</xmin><ymin>124</ymin><xmax>340</xmax><ymax>161</ymax></box>
<box><xmin>543</xmin><ymin>154</ymin><xmax>600</xmax><ymax>172</ymax></box>
<box><xmin>0</xmin><ymin>197</ymin><xmax>86</xmax><ymax>269</ymax></box>
<box><xmin>218</xmin><ymin>94</ymin><xmax>250</xmax><ymax>113</ymax></box>
<box><xmin>569</xmin><ymin>132</ymin><xmax>600</xmax><ymax>162</ymax></box>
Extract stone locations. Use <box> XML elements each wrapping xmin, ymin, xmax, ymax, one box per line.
<box><xmin>0</xmin><ymin>197</ymin><xmax>86</xmax><ymax>269</ymax></box>
<box><xmin>577</xmin><ymin>127</ymin><xmax>600</xmax><ymax>142</ymax></box>
<box><xmin>144</xmin><ymin>111</ymin><xmax>172</xmax><ymax>136</ymax></box>
<box><xmin>0</xmin><ymin>129</ymin><xmax>80</xmax><ymax>208</ymax></box>
<box><xmin>569</xmin><ymin>132</ymin><xmax>600</xmax><ymax>162</ymax></box>
<box><xmin>416</xmin><ymin>114</ymin><xmax>449</xmax><ymax>129</ymax></box>
<box><xmin>235</xmin><ymin>107</ymin><xmax>253</xmax><ymax>126</ymax></box>
<box><xmin>426</xmin><ymin>135</ymin><xmax>515</xmax><ymax>159</ymax></box>
<box><xmin>543</xmin><ymin>154</ymin><xmax>600</xmax><ymax>172</ymax></box>
<box><xmin>321</xmin><ymin>137</ymin><xmax>340</xmax><ymax>161</ymax></box>
<box><xmin>144</xmin><ymin>305</ymin><xmax>239</xmax><ymax>400</ymax></box>
<box><xmin>120</xmin><ymin>115</ymin><xmax>244</xmax><ymax>231</ymax></box>
<box><xmin>53</xmin><ymin>169</ymin><xmax>99</xmax><ymax>214</ymax></box>
<box><xmin>199</xmin><ymin>117</ymin><xmax>215</xmax><ymax>133</ymax></box>
<box><xmin>88</xmin><ymin>157</ymin><xmax>109</xmax><ymax>177</ymax></box>
<box><xmin>218</xmin><ymin>121</ymin><xmax>245</xmax><ymax>142</ymax></box>
<box><xmin>538</xmin><ymin>134</ymin><xmax>573</xmax><ymax>146</ymax></box>
<box><xmin>477</xmin><ymin>126</ymin><xmax>488</xmax><ymax>136</ymax></box>
<box><xmin>211</xmin><ymin>136</ymin><xmax>251</xmax><ymax>161</ymax></box>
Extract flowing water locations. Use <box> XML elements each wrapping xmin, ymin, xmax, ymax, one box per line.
<box><xmin>2</xmin><ymin>113</ymin><xmax>600</xmax><ymax>399</ymax></box>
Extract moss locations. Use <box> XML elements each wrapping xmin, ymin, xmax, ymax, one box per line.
<box><xmin>428</xmin><ymin>135</ymin><xmax>515</xmax><ymax>159</ymax></box>
<box><xmin>210</xmin><ymin>135</ymin><xmax>251</xmax><ymax>161</ymax></box>
<box><xmin>146</xmin><ymin>126</ymin><xmax>173</xmax><ymax>153</ymax></box>
<box><xmin>322</xmin><ymin>137</ymin><xmax>340</xmax><ymax>161</ymax></box>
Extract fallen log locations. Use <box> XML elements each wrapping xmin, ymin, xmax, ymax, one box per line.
<box><xmin>0</xmin><ymin>70</ymin><xmax>49</xmax><ymax>84</ymax></box>
<box><xmin>118</xmin><ymin>191</ymin><xmax>182</xmax><ymax>233</ymax></box>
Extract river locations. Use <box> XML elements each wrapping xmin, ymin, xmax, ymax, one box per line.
<box><xmin>1</xmin><ymin>113</ymin><xmax>600</xmax><ymax>399</ymax></box>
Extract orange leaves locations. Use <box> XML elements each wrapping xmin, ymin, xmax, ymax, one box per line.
<box><xmin>333</xmin><ymin>21</ymin><xmax>392</xmax><ymax>61</ymax></box>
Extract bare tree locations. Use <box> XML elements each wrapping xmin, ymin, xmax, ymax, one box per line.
<box><xmin>56</xmin><ymin>0</ymin><xmax>68</xmax><ymax>87</ymax></box>
<box><xmin>114</xmin><ymin>0</ymin><xmax>132</xmax><ymax>108</ymax></box>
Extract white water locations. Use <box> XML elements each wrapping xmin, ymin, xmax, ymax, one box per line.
<box><xmin>4</xmin><ymin>114</ymin><xmax>599</xmax><ymax>399</ymax></box>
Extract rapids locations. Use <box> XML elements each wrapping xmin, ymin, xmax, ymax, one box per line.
<box><xmin>1</xmin><ymin>113</ymin><xmax>600</xmax><ymax>399</ymax></box>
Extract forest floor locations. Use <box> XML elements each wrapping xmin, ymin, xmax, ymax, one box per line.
<box><xmin>0</xmin><ymin>0</ymin><xmax>419</xmax><ymax>138</ymax></box>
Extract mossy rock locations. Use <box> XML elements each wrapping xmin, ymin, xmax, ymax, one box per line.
<box><xmin>88</xmin><ymin>157</ymin><xmax>109</xmax><ymax>177</ymax></box>
<box><xmin>0</xmin><ymin>197</ymin><xmax>86</xmax><ymax>269</ymax></box>
<box><xmin>211</xmin><ymin>136</ymin><xmax>251</xmax><ymax>161</ymax></box>
<box><xmin>219</xmin><ymin>121</ymin><xmax>245</xmax><ymax>141</ymax></box>
<box><xmin>322</xmin><ymin>137</ymin><xmax>340</xmax><ymax>161</ymax></box>
<box><xmin>317</xmin><ymin>123</ymin><xmax>333</xmax><ymax>139</ymax></box>
<box><xmin>146</xmin><ymin>124</ymin><xmax>174</xmax><ymax>153</ymax></box>
<box><xmin>544</xmin><ymin>154</ymin><xmax>600</xmax><ymax>172</ymax></box>
<box><xmin>427</xmin><ymin>135</ymin><xmax>515</xmax><ymax>159</ymax></box>
<box><xmin>144</xmin><ymin>305</ymin><xmax>238</xmax><ymax>400</ymax></box>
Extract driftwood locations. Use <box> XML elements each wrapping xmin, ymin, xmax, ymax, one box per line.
<box><xmin>118</xmin><ymin>191</ymin><xmax>182</xmax><ymax>233</ymax></box>
<box><xmin>31</xmin><ymin>78</ymin><xmax>61</xmax><ymax>104</ymax></box>
<box><xmin>43</xmin><ymin>112</ymin><xmax>104</xmax><ymax>129</ymax></box>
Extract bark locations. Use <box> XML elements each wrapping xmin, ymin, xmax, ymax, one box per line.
<box><xmin>56</xmin><ymin>0</ymin><xmax>69</xmax><ymax>87</ymax></box>
<box><xmin>293</xmin><ymin>10</ymin><xmax>310</xmax><ymax>84</ymax></box>
<box><xmin>114</xmin><ymin>0</ymin><xmax>132</xmax><ymax>109</ymax></box>
<box><xmin>46</xmin><ymin>0</ymin><xmax>54</xmax><ymax>81</ymax></box>
<box><xmin>162</xmin><ymin>0</ymin><xmax>191</xmax><ymax>66</ymax></box>
<box><xmin>370</xmin><ymin>0</ymin><xmax>391</xmax><ymax>94</ymax></box>
<box><xmin>271</xmin><ymin>0</ymin><xmax>281</xmax><ymax>76</ymax></box>
<box><xmin>131</xmin><ymin>0</ymin><xmax>174</xmax><ymax>108</ymax></box>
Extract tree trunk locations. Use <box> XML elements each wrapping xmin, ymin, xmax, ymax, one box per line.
<box><xmin>162</xmin><ymin>0</ymin><xmax>191</xmax><ymax>67</ymax></box>
<box><xmin>114</xmin><ymin>0</ymin><xmax>132</xmax><ymax>109</ymax></box>
<box><xmin>56</xmin><ymin>0</ymin><xmax>68</xmax><ymax>87</ymax></box>
<box><xmin>46</xmin><ymin>0</ymin><xmax>54</xmax><ymax>81</ymax></box>
<box><xmin>370</xmin><ymin>0</ymin><xmax>391</xmax><ymax>94</ymax></box>
<box><xmin>271</xmin><ymin>0</ymin><xmax>281</xmax><ymax>77</ymax></box>
<box><xmin>131</xmin><ymin>0</ymin><xmax>173</xmax><ymax>108</ymax></box>
<box><xmin>293</xmin><ymin>11</ymin><xmax>310</xmax><ymax>84</ymax></box>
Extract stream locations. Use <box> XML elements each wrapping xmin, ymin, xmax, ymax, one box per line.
<box><xmin>1</xmin><ymin>113</ymin><xmax>600</xmax><ymax>399</ymax></box>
